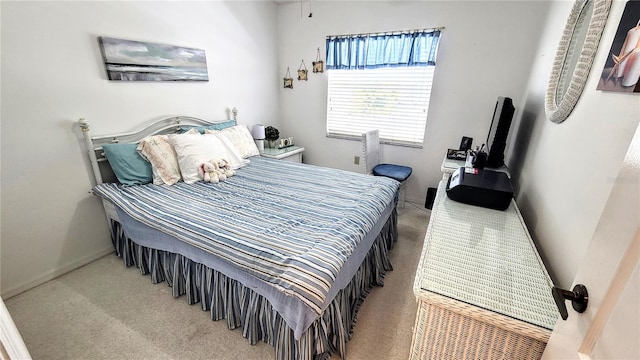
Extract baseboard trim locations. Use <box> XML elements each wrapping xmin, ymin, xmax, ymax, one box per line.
<box><xmin>1</xmin><ymin>247</ymin><xmax>114</xmax><ymax>300</ymax></box>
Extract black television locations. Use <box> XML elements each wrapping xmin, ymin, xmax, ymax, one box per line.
<box><xmin>485</xmin><ymin>96</ymin><xmax>514</xmax><ymax>168</ymax></box>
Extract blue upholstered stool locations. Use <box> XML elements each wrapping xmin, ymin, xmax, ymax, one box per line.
<box><xmin>372</xmin><ymin>164</ymin><xmax>413</xmax><ymax>183</ymax></box>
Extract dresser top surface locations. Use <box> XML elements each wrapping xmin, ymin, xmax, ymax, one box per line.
<box><xmin>415</xmin><ymin>180</ymin><xmax>559</xmax><ymax>330</ymax></box>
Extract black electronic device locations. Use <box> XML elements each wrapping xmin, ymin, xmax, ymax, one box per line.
<box><xmin>446</xmin><ymin>167</ymin><xmax>514</xmax><ymax>210</ymax></box>
<box><xmin>459</xmin><ymin>136</ymin><xmax>473</xmax><ymax>151</ymax></box>
<box><xmin>485</xmin><ymin>96</ymin><xmax>515</xmax><ymax>168</ymax></box>
<box><xmin>447</xmin><ymin>148</ymin><xmax>467</xmax><ymax>160</ymax></box>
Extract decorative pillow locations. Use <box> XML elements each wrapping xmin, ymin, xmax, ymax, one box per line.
<box><xmin>137</xmin><ymin>128</ymin><xmax>200</xmax><ymax>185</ymax></box>
<box><xmin>170</xmin><ymin>134</ymin><xmax>237</xmax><ymax>184</ymax></box>
<box><xmin>137</xmin><ymin>135</ymin><xmax>181</xmax><ymax>185</ymax></box>
<box><xmin>205</xmin><ymin>124</ymin><xmax>260</xmax><ymax>158</ymax></box>
<box><xmin>102</xmin><ymin>143</ymin><xmax>152</xmax><ymax>186</ymax></box>
<box><xmin>179</xmin><ymin>120</ymin><xmax>237</xmax><ymax>134</ymax></box>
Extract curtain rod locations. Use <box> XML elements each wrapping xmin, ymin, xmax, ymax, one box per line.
<box><xmin>326</xmin><ymin>27</ymin><xmax>444</xmax><ymax>39</ymax></box>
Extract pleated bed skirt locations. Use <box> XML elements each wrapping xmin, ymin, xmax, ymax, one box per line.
<box><xmin>108</xmin><ymin>208</ymin><xmax>397</xmax><ymax>360</ymax></box>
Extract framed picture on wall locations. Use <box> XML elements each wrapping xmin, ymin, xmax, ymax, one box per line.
<box><xmin>297</xmin><ymin>60</ymin><xmax>308</xmax><ymax>81</ymax></box>
<box><xmin>312</xmin><ymin>60</ymin><xmax>324</xmax><ymax>73</ymax></box>
<box><xmin>283</xmin><ymin>67</ymin><xmax>293</xmax><ymax>88</ymax></box>
<box><xmin>313</xmin><ymin>47</ymin><xmax>324</xmax><ymax>73</ymax></box>
<box><xmin>98</xmin><ymin>37</ymin><xmax>209</xmax><ymax>81</ymax></box>
<box><xmin>596</xmin><ymin>0</ymin><xmax>640</xmax><ymax>93</ymax></box>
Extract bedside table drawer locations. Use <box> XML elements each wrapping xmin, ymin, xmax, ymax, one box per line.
<box><xmin>280</xmin><ymin>152</ymin><xmax>302</xmax><ymax>163</ymax></box>
<box><xmin>260</xmin><ymin>146</ymin><xmax>304</xmax><ymax>163</ymax></box>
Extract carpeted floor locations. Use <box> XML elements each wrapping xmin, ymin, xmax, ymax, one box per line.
<box><xmin>5</xmin><ymin>202</ymin><xmax>430</xmax><ymax>360</ymax></box>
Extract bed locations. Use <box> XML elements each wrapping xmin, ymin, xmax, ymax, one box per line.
<box><xmin>78</xmin><ymin>109</ymin><xmax>400</xmax><ymax>360</ymax></box>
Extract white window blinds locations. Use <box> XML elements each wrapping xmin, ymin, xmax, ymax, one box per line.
<box><xmin>326</xmin><ymin>66</ymin><xmax>434</xmax><ymax>147</ymax></box>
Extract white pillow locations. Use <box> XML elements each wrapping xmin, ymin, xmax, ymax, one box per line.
<box><xmin>205</xmin><ymin>124</ymin><xmax>260</xmax><ymax>158</ymax></box>
<box><xmin>170</xmin><ymin>133</ymin><xmax>242</xmax><ymax>184</ymax></box>
<box><xmin>207</xmin><ymin>132</ymin><xmax>249</xmax><ymax>170</ymax></box>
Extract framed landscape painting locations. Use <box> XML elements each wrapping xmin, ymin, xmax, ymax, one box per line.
<box><xmin>98</xmin><ymin>37</ymin><xmax>209</xmax><ymax>81</ymax></box>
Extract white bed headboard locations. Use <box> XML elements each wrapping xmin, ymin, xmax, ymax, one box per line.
<box><xmin>78</xmin><ymin>108</ymin><xmax>239</xmax><ymax>185</ymax></box>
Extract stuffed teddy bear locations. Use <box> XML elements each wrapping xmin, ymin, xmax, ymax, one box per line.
<box><xmin>198</xmin><ymin>159</ymin><xmax>235</xmax><ymax>183</ymax></box>
<box><xmin>215</xmin><ymin>159</ymin><xmax>235</xmax><ymax>178</ymax></box>
<box><xmin>199</xmin><ymin>162</ymin><xmax>221</xmax><ymax>183</ymax></box>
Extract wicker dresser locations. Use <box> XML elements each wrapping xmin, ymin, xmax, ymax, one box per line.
<box><xmin>410</xmin><ymin>179</ymin><xmax>559</xmax><ymax>359</ymax></box>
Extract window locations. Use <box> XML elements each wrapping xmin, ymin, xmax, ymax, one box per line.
<box><xmin>327</xmin><ymin>66</ymin><xmax>434</xmax><ymax>147</ymax></box>
<box><xmin>325</xmin><ymin>29</ymin><xmax>440</xmax><ymax>147</ymax></box>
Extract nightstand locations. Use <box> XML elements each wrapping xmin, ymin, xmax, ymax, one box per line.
<box><xmin>260</xmin><ymin>145</ymin><xmax>305</xmax><ymax>163</ymax></box>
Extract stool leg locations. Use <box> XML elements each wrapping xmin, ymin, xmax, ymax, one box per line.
<box><xmin>398</xmin><ymin>182</ymin><xmax>407</xmax><ymax>208</ymax></box>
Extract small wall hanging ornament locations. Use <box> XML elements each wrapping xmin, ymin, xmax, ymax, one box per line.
<box><xmin>297</xmin><ymin>60</ymin><xmax>308</xmax><ymax>81</ymax></box>
<box><xmin>283</xmin><ymin>67</ymin><xmax>293</xmax><ymax>89</ymax></box>
<box><xmin>313</xmin><ymin>47</ymin><xmax>324</xmax><ymax>73</ymax></box>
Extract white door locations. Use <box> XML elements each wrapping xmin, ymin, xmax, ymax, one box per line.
<box><xmin>542</xmin><ymin>123</ymin><xmax>640</xmax><ymax>359</ymax></box>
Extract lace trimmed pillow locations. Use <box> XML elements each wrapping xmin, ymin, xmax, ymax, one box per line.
<box><xmin>205</xmin><ymin>124</ymin><xmax>260</xmax><ymax>159</ymax></box>
<box><xmin>137</xmin><ymin>128</ymin><xmax>199</xmax><ymax>185</ymax></box>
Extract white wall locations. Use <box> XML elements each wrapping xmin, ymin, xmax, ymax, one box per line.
<box><xmin>276</xmin><ymin>1</ymin><xmax>552</xmax><ymax>205</ymax></box>
<box><xmin>511</xmin><ymin>0</ymin><xmax>640</xmax><ymax>288</ymax></box>
<box><xmin>0</xmin><ymin>1</ymin><xmax>280</xmax><ymax>297</ymax></box>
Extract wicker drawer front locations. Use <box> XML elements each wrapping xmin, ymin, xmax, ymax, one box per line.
<box><xmin>409</xmin><ymin>300</ymin><xmax>546</xmax><ymax>360</ymax></box>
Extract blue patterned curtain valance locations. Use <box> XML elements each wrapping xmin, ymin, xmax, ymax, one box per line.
<box><xmin>326</xmin><ymin>29</ymin><xmax>441</xmax><ymax>70</ymax></box>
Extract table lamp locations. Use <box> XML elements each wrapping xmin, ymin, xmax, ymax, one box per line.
<box><xmin>252</xmin><ymin>124</ymin><xmax>265</xmax><ymax>151</ymax></box>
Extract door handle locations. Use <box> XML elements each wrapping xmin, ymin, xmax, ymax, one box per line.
<box><xmin>552</xmin><ymin>284</ymin><xmax>589</xmax><ymax>320</ymax></box>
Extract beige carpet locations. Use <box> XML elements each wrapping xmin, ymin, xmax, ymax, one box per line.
<box><xmin>5</xmin><ymin>203</ymin><xmax>429</xmax><ymax>360</ymax></box>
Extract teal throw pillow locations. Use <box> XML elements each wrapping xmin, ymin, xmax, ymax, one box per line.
<box><xmin>102</xmin><ymin>143</ymin><xmax>153</xmax><ymax>185</ymax></box>
<box><xmin>179</xmin><ymin>120</ymin><xmax>237</xmax><ymax>134</ymax></box>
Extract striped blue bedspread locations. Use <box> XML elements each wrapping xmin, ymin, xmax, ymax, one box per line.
<box><xmin>93</xmin><ymin>157</ymin><xmax>399</xmax><ymax>316</ymax></box>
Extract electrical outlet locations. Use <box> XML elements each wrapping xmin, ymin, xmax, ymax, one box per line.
<box><xmin>354</xmin><ymin>156</ymin><xmax>360</xmax><ymax>165</ymax></box>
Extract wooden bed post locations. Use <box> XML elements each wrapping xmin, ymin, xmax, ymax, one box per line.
<box><xmin>78</xmin><ymin>118</ymin><xmax>104</xmax><ymax>185</ymax></box>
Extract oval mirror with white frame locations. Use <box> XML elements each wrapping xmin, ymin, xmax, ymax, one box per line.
<box><xmin>545</xmin><ymin>0</ymin><xmax>612</xmax><ymax>124</ymax></box>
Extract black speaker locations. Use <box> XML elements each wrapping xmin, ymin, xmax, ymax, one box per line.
<box><xmin>425</xmin><ymin>187</ymin><xmax>437</xmax><ymax>209</ymax></box>
<box><xmin>472</xmin><ymin>151</ymin><xmax>487</xmax><ymax>169</ymax></box>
